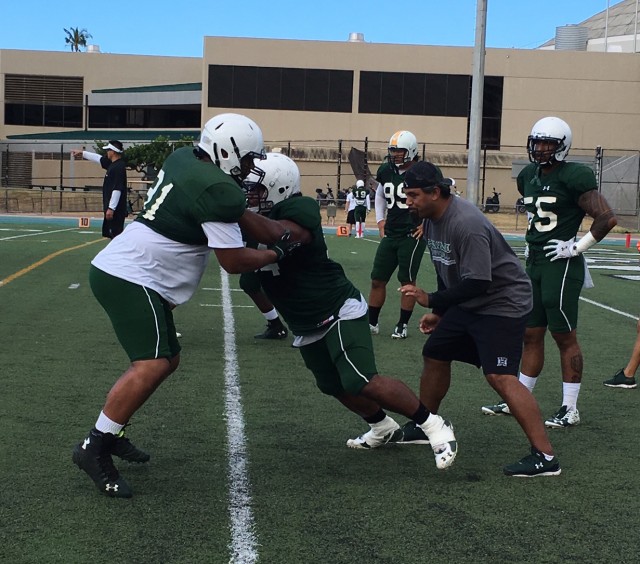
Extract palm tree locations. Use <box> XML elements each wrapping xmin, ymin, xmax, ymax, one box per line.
<box><xmin>64</xmin><ymin>27</ymin><xmax>92</xmax><ymax>52</ymax></box>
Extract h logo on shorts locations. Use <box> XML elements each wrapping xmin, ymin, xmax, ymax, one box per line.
<box><xmin>497</xmin><ymin>357</ymin><xmax>508</xmax><ymax>367</ymax></box>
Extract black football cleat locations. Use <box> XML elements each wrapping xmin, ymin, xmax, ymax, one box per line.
<box><xmin>72</xmin><ymin>429</ymin><xmax>133</xmax><ymax>498</ymax></box>
<box><xmin>111</xmin><ymin>428</ymin><xmax>150</xmax><ymax>463</ymax></box>
<box><xmin>254</xmin><ymin>319</ymin><xmax>288</xmax><ymax>340</ymax></box>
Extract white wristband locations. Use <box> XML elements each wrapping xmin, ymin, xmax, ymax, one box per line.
<box><xmin>575</xmin><ymin>231</ymin><xmax>598</xmax><ymax>255</ymax></box>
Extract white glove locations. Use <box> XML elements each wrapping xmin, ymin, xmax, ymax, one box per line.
<box><xmin>523</xmin><ymin>244</ymin><xmax>529</xmax><ymax>259</ymax></box>
<box><xmin>543</xmin><ymin>237</ymin><xmax>578</xmax><ymax>261</ymax></box>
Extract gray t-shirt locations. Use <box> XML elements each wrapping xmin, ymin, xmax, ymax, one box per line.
<box><xmin>423</xmin><ymin>196</ymin><xmax>532</xmax><ymax>317</ymax></box>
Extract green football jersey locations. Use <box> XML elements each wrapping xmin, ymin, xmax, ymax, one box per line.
<box><xmin>257</xmin><ymin>196</ymin><xmax>360</xmax><ymax>335</ymax></box>
<box><xmin>353</xmin><ymin>188</ymin><xmax>367</xmax><ymax>206</ymax></box>
<box><xmin>375</xmin><ymin>161</ymin><xmax>426</xmax><ymax>238</ymax></box>
<box><xmin>136</xmin><ymin>147</ymin><xmax>247</xmax><ymax>244</ymax></box>
<box><xmin>518</xmin><ymin>161</ymin><xmax>596</xmax><ymax>247</ymax></box>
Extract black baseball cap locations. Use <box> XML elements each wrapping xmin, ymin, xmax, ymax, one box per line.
<box><xmin>404</xmin><ymin>161</ymin><xmax>449</xmax><ymax>190</ymax></box>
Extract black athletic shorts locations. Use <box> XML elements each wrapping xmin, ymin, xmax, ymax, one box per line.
<box><xmin>422</xmin><ymin>305</ymin><xmax>528</xmax><ymax>375</ymax></box>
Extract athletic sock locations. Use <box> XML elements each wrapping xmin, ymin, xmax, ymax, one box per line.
<box><xmin>562</xmin><ymin>382</ymin><xmax>581</xmax><ymax>411</ymax></box>
<box><xmin>369</xmin><ymin>306</ymin><xmax>381</xmax><ymax>326</ymax></box>
<box><xmin>95</xmin><ymin>411</ymin><xmax>124</xmax><ymax>435</ymax></box>
<box><xmin>263</xmin><ymin>308</ymin><xmax>279</xmax><ymax>321</ymax></box>
<box><xmin>398</xmin><ymin>308</ymin><xmax>412</xmax><ymax>326</ymax></box>
<box><xmin>363</xmin><ymin>409</ymin><xmax>386</xmax><ymax>425</ymax></box>
<box><xmin>410</xmin><ymin>403</ymin><xmax>430</xmax><ymax>426</ymax></box>
<box><xmin>518</xmin><ymin>372</ymin><xmax>538</xmax><ymax>392</ymax></box>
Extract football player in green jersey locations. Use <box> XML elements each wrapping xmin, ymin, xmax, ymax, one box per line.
<box><xmin>240</xmin><ymin>154</ymin><xmax>458</xmax><ymax>472</ymax></box>
<box><xmin>368</xmin><ymin>130</ymin><xmax>427</xmax><ymax>340</ymax></box>
<box><xmin>240</xmin><ymin>153</ymin><xmax>295</xmax><ymax>340</ymax></box>
<box><xmin>72</xmin><ymin>114</ymin><xmax>298</xmax><ymax>498</ymax></box>
<box><xmin>482</xmin><ymin>116</ymin><xmax>617</xmax><ymax>428</ymax></box>
<box><xmin>352</xmin><ymin>179</ymin><xmax>371</xmax><ymax>238</ymax></box>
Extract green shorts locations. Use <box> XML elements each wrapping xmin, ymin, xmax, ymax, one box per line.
<box><xmin>370</xmin><ymin>235</ymin><xmax>426</xmax><ymax>284</ymax></box>
<box><xmin>298</xmin><ymin>315</ymin><xmax>377</xmax><ymax>396</ymax></box>
<box><xmin>89</xmin><ymin>265</ymin><xmax>181</xmax><ymax>361</ymax></box>
<box><xmin>526</xmin><ymin>251</ymin><xmax>585</xmax><ymax>333</ymax></box>
<box><xmin>354</xmin><ymin>205</ymin><xmax>367</xmax><ymax>223</ymax></box>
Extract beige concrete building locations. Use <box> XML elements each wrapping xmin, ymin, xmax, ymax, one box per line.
<box><xmin>1</xmin><ymin>8</ymin><xmax>639</xmax><ymax>214</ymax></box>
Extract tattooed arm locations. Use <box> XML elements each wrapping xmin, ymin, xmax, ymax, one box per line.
<box><xmin>577</xmin><ymin>189</ymin><xmax>618</xmax><ymax>241</ymax></box>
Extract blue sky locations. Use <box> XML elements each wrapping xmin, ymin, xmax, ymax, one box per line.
<box><xmin>0</xmin><ymin>1</ymin><xmax>622</xmax><ymax>57</ymax></box>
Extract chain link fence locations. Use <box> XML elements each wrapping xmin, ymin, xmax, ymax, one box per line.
<box><xmin>1</xmin><ymin>139</ymin><xmax>638</xmax><ymax>229</ymax></box>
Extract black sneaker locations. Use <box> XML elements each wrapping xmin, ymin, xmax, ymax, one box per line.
<box><xmin>254</xmin><ymin>319</ymin><xmax>288</xmax><ymax>340</ymax></box>
<box><xmin>503</xmin><ymin>447</ymin><xmax>561</xmax><ymax>477</ymax></box>
<box><xmin>603</xmin><ymin>369</ymin><xmax>637</xmax><ymax>389</ymax></box>
<box><xmin>111</xmin><ymin>427</ymin><xmax>150</xmax><ymax>463</ymax></box>
<box><xmin>72</xmin><ymin>429</ymin><xmax>133</xmax><ymax>498</ymax></box>
<box><xmin>388</xmin><ymin>421</ymin><xmax>431</xmax><ymax>445</ymax></box>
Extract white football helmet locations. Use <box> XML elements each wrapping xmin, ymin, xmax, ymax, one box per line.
<box><xmin>198</xmin><ymin>113</ymin><xmax>266</xmax><ymax>179</ymax></box>
<box><xmin>244</xmin><ymin>153</ymin><xmax>301</xmax><ymax>214</ymax></box>
<box><xmin>388</xmin><ymin>130</ymin><xmax>418</xmax><ymax>166</ymax></box>
<box><xmin>527</xmin><ymin>116</ymin><xmax>572</xmax><ymax>165</ymax></box>
<box><xmin>356</xmin><ymin>180</ymin><xmax>365</xmax><ymax>188</ymax></box>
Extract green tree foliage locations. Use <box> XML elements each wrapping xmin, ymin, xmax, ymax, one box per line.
<box><xmin>64</xmin><ymin>27</ymin><xmax>92</xmax><ymax>52</ymax></box>
<box><xmin>94</xmin><ymin>136</ymin><xmax>195</xmax><ymax>180</ymax></box>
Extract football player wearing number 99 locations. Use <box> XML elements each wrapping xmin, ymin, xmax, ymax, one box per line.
<box><xmin>481</xmin><ymin>116</ymin><xmax>617</xmax><ymax>428</ymax></box>
<box><xmin>72</xmin><ymin>113</ymin><xmax>292</xmax><ymax>498</ymax></box>
<box><xmin>368</xmin><ymin>130</ymin><xmax>429</xmax><ymax>340</ymax></box>
<box><xmin>239</xmin><ymin>154</ymin><xmax>458</xmax><ymax>472</ymax></box>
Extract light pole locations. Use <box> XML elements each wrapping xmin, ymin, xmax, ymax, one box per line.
<box><xmin>466</xmin><ymin>0</ymin><xmax>488</xmax><ymax>207</ymax></box>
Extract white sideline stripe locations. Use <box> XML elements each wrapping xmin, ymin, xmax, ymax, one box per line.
<box><xmin>200</xmin><ymin>304</ymin><xmax>254</xmax><ymax>308</ymax></box>
<box><xmin>0</xmin><ymin>227</ymin><xmax>78</xmax><ymax>241</ymax></box>
<box><xmin>220</xmin><ymin>268</ymin><xmax>258</xmax><ymax>564</ymax></box>
<box><xmin>203</xmin><ymin>287</ymin><xmax>243</xmax><ymax>291</ymax></box>
<box><xmin>580</xmin><ymin>297</ymin><xmax>639</xmax><ymax>321</ymax></box>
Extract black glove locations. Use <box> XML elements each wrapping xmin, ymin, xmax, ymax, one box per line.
<box><xmin>269</xmin><ymin>229</ymin><xmax>303</xmax><ymax>261</ymax></box>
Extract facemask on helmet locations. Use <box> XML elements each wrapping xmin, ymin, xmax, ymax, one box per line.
<box><xmin>198</xmin><ymin>113</ymin><xmax>266</xmax><ymax>180</ymax></box>
<box><xmin>388</xmin><ymin>130</ymin><xmax>418</xmax><ymax>167</ymax></box>
<box><xmin>244</xmin><ymin>153</ymin><xmax>301</xmax><ymax>215</ymax></box>
<box><xmin>527</xmin><ymin>116</ymin><xmax>572</xmax><ymax>166</ymax></box>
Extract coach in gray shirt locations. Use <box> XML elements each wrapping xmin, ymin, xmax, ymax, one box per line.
<box><xmin>392</xmin><ymin>161</ymin><xmax>560</xmax><ymax>478</ymax></box>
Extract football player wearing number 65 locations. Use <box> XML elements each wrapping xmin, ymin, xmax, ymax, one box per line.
<box><xmin>482</xmin><ymin>116</ymin><xmax>617</xmax><ymax>428</ymax></box>
<box><xmin>72</xmin><ymin>113</ymin><xmax>298</xmax><ymax>498</ymax></box>
<box><xmin>368</xmin><ymin>130</ymin><xmax>430</xmax><ymax>340</ymax></box>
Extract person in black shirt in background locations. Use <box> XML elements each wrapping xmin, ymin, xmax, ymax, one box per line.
<box><xmin>72</xmin><ymin>140</ymin><xmax>128</xmax><ymax>238</ymax></box>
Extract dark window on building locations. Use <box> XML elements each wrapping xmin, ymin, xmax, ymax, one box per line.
<box><xmin>424</xmin><ymin>74</ymin><xmax>448</xmax><ymax>116</ymax></box>
<box><xmin>445</xmin><ymin>75</ymin><xmax>470</xmax><ymax>117</ymax></box>
<box><xmin>329</xmin><ymin>70</ymin><xmax>353</xmax><ymax>113</ymax></box>
<box><xmin>358</xmin><ymin>71</ymin><xmax>382</xmax><ymax>114</ymax></box>
<box><xmin>257</xmin><ymin>67</ymin><xmax>281</xmax><ymax>110</ymax></box>
<box><xmin>483</xmin><ymin>75</ymin><xmax>504</xmax><ymax>118</ymax></box>
<box><xmin>281</xmin><ymin>67</ymin><xmax>305</xmax><ymax>111</ymax></box>
<box><xmin>380</xmin><ymin>72</ymin><xmax>402</xmax><ymax>114</ymax></box>
<box><xmin>305</xmin><ymin>69</ymin><xmax>330</xmax><ymax>112</ymax></box>
<box><xmin>208</xmin><ymin>65</ymin><xmax>233</xmax><ymax>108</ymax></box>
<box><xmin>4</xmin><ymin>74</ymin><xmax>83</xmax><ymax>128</ymax></box>
<box><xmin>359</xmin><ymin>71</ymin><xmax>503</xmax><ymax>148</ymax></box>
<box><xmin>208</xmin><ymin>65</ymin><xmax>353</xmax><ymax>113</ymax></box>
<box><xmin>232</xmin><ymin>66</ymin><xmax>258</xmax><ymax>109</ymax></box>
<box><xmin>88</xmin><ymin>106</ymin><xmax>200</xmax><ymax>129</ymax></box>
<box><xmin>402</xmin><ymin>73</ymin><xmax>425</xmax><ymax>115</ymax></box>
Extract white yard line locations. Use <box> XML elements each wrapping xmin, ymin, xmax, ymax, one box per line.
<box><xmin>0</xmin><ymin>227</ymin><xmax>78</xmax><ymax>241</ymax></box>
<box><xmin>220</xmin><ymin>268</ymin><xmax>259</xmax><ymax>564</ymax></box>
<box><xmin>579</xmin><ymin>297</ymin><xmax>639</xmax><ymax>321</ymax></box>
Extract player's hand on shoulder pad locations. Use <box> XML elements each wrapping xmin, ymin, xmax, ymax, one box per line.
<box><xmin>269</xmin><ymin>229</ymin><xmax>303</xmax><ymax>261</ymax></box>
<box><xmin>543</xmin><ymin>238</ymin><xmax>578</xmax><ymax>261</ymax></box>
